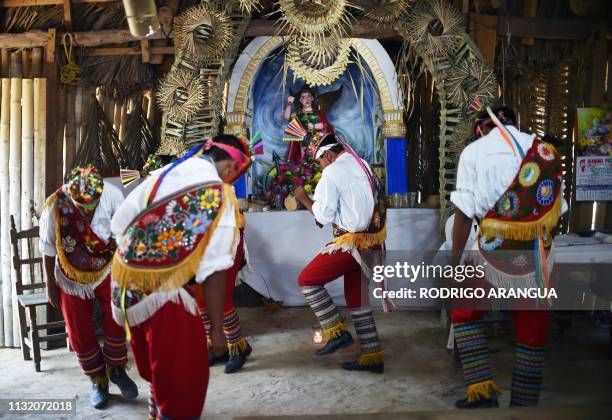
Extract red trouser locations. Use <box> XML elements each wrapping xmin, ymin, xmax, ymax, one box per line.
<box><xmin>196</xmin><ymin>232</ymin><xmax>245</xmax><ymax>313</ymax></box>
<box><xmin>59</xmin><ymin>275</ymin><xmax>127</xmax><ymax>376</ymax></box>
<box><xmin>298</xmin><ymin>250</ymin><xmax>364</xmax><ymax>308</ymax></box>
<box><xmin>450</xmin><ymin>309</ymin><xmax>549</xmax><ymax>346</ymax></box>
<box><xmin>129</xmin><ymin>300</ymin><xmax>209</xmax><ymax>419</ymax></box>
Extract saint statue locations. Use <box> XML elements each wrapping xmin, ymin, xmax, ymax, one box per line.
<box><xmin>283</xmin><ymin>86</ymin><xmax>334</xmax><ymax>162</ymax></box>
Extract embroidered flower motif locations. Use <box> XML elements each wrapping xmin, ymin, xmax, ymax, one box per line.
<box><xmin>154</xmin><ymin>229</ymin><xmax>184</xmax><ymax>253</ymax></box>
<box><xmin>536</xmin><ymin>179</ymin><xmax>555</xmax><ymax>206</ymax></box>
<box><xmin>135</xmin><ymin>241</ymin><xmax>149</xmax><ymax>260</ymax></box>
<box><xmin>92</xmin><ymin>258</ymin><xmax>106</xmax><ymax>270</ymax></box>
<box><xmin>511</xmin><ymin>254</ymin><xmax>528</xmax><ymax>267</ymax></box>
<box><xmin>519</xmin><ymin>162</ymin><xmax>540</xmax><ymax>187</ymax></box>
<box><xmin>185</xmin><ymin>213</ymin><xmax>210</xmax><ymax>235</ymax></box>
<box><xmin>496</xmin><ymin>191</ymin><xmax>519</xmax><ymax>217</ymax></box>
<box><xmin>141</xmin><ymin>213</ymin><xmax>160</xmax><ymax>226</ymax></box>
<box><xmin>57</xmin><ymin>198</ymin><xmax>74</xmax><ymax>215</ymax></box>
<box><xmin>62</xmin><ymin>236</ymin><xmax>76</xmax><ymax>253</ymax></box>
<box><xmin>479</xmin><ymin>235</ymin><xmax>504</xmax><ymax>251</ymax></box>
<box><xmin>200</xmin><ymin>189</ymin><xmax>221</xmax><ymax>210</ymax></box>
<box><xmin>538</xmin><ymin>143</ymin><xmax>555</xmax><ymax>161</ymax></box>
<box><xmin>59</xmin><ymin>217</ymin><xmax>69</xmax><ymax>227</ymax></box>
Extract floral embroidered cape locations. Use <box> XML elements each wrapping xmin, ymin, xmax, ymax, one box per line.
<box><xmin>50</xmin><ymin>190</ymin><xmax>116</xmax><ymax>285</ymax></box>
<box><xmin>477</xmin><ymin>140</ymin><xmax>563</xmax><ymax>274</ymax></box>
<box><xmin>112</xmin><ymin>182</ymin><xmax>232</xmax><ymax>293</ymax></box>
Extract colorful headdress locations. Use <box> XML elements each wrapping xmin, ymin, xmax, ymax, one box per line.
<box><xmin>66</xmin><ymin>165</ymin><xmax>104</xmax><ymax>211</ymax></box>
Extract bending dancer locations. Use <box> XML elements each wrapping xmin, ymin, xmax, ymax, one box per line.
<box><xmin>450</xmin><ymin>106</ymin><xmax>566</xmax><ymax>409</ymax></box>
<box><xmin>40</xmin><ymin>165</ymin><xmax>138</xmax><ymax>409</ymax></box>
<box><xmin>110</xmin><ymin>135</ymin><xmax>251</xmax><ymax>419</ymax></box>
<box><xmin>294</xmin><ymin>133</ymin><xmax>386</xmax><ymax>373</ymax></box>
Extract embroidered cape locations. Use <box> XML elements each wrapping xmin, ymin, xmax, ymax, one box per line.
<box><xmin>47</xmin><ymin>190</ymin><xmax>116</xmax><ymax>285</ymax></box>
<box><xmin>477</xmin><ymin>140</ymin><xmax>563</xmax><ymax>276</ymax></box>
<box><xmin>112</xmin><ymin>182</ymin><xmax>236</xmax><ymax>293</ymax></box>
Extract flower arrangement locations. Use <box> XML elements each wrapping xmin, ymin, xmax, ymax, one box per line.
<box><xmin>266</xmin><ymin>153</ymin><xmax>322</xmax><ymax>209</ymax></box>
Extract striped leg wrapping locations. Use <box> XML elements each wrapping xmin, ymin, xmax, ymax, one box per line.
<box><xmin>511</xmin><ymin>343</ymin><xmax>544</xmax><ymax>407</ymax></box>
<box><xmin>103</xmin><ymin>335</ymin><xmax>128</xmax><ymax>367</ymax></box>
<box><xmin>76</xmin><ymin>345</ymin><xmax>106</xmax><ymax>377</ymax></box>
<box><xmin>223</xmin><ymin>308</ymin><xmax>249</xmax><ymax>356</ymax></box>
<box><xmin>302</xmin><ymin>286</ymin><xmax>346</xmax><ymax>339</ymax></box>
<box><xmin>454</xmin><ymin>322</ymin><xmax>501</xmax><ymax>402</ymax></box>
<box><xmin>148</xmin><ymin>384</ymin><xmax>158</xmax><ymax>420</ymax></box>
<box><xmin>351</xmin><ymin>307</ymin><xmax>383</xmax><ymax>365</ymax></box>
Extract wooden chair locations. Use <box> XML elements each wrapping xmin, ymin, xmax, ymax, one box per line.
<box><xmin>10</xmin><ymin>215</ymin><xmax>67</xmax><ymax>372</ymax></box>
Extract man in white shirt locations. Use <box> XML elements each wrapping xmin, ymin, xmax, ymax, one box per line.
<box><xmin>294</xmin><ymin>133</ymin><xmax>385</xmax><ymax>374</ymax></box>
<box><xmin>449</xmin><ymin>107</ymin><xmax>566</xmax><ymax>409</ymax></box>
<box><xmin>110</xmin><ymin>135</ymin><xmax>250</xmax><ymax>419</ymax></box>
<box><xmin>39</xmin><ymin>165</ymin><xmax>138</xmax><ymax>409</ymax></box>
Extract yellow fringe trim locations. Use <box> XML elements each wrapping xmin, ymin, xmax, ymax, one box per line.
<box><xmin>112</xmin><ymin>184</ymin><xmax>239</xmax><ymax>293</ymax></box>
<box><xmin>53</xmin><ymin>195</ymin><xmax>111</xmax><ymax>285</ymax></box>
<box><xmin>227</xmin><ymin>337</ymin><xmax>249</xmax><ymax>356</ymax></box>
<box><xmin>465</xmin><ymin>380</ymin><xmax>502</xmax><ymax>403</ymax></box>
<box><xmin>323</xmin><ymin>322</ymin><xmax>347</xmax><ymax>340</ymax></box>
<box><xmin>356</xmin><ymin>351</ymin><xmax>384</xmax><ymax>366</ymax></box>
<box><xmin>330</xmin><ymin>224</ymin><xmax>387</xmax><ymax>250</ymax></box>
<box><xmin>480</xmin><ymin>194</ymin><xmax>562</xmax><ymax>241</ymax></box>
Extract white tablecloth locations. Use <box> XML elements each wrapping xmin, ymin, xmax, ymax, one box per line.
<box><xmin>242</xmin><ymin>209</ymin><xmax>440</xmax><ymax>305</ymax></box>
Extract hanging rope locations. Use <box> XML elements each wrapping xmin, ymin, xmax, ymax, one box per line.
<box><xmin>60</xmin><ymin>33</ymin><xmax>81</xmax><ymax>85</ymax></box>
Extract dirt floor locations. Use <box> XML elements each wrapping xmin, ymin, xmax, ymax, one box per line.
<box><xmin>1</xmin><ymin>307</ymin><xmax>611</xmax><ymax>419</ymax></box>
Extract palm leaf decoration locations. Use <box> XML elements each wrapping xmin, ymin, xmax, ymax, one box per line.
<box><xmin>122</xmin><ymin>101</ymin><xmax>161</xmax><ymax>171</ymax></box>
<box><xmin>72</xmin><ymin>97</ymin><xmax>128</xmax><ymax>178</ymax></box>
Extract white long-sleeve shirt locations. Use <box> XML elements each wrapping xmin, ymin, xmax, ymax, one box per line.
<box><xmin>39</xmin><ymin>182</ymin><xmax>125</xmax><ymax>297</ymax></box>
<box><xmin>312</xmin><ymin>152</ymin><xmax>375</xmax><ymax>233</ymax></box>
<box><xmin>450</xmin><ymin>126</ymin><xmax>568</xmax><ymax>221</ymax></box>
<box><xmin>110</xmin><ymin>156</ymin><xmax>238</xmax><ymax>283</ymax></box>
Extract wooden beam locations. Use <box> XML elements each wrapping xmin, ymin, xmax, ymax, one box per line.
<box><xmin>0</xmin><ymin>0</ymin><xmax>116</xmax><ymax>6</ymax></box>
<box><xmin>521</xmin><ymin>0</ymin><xmax>538</xmax><ymax>45</ymax></box>
<box><xmin>83</xmin><ymin>46</ymin><xmax>175</xmax><ymax>56</ymax></box>
<box><xmin>470</xmin><ymin>13</ymin><xmax>497</xmax><ymax>68</ymax></box>
<box><xmin>63</xmin><ymin>0</ymin><xmax>72</xmax><ymax>32</ymax></box>
<box><xmin>46</xmin><ymin>28</ymin><xmax>56</xmax><ymax>64</ymax></box>
<box><xmin>141</xmin><ymin>39</ymin><xmax>151</xmax><ymax>63</ymax></box>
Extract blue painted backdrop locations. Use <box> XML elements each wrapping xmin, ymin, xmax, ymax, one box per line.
<box><xmin>248</xmin><ymin>47</ymin><xmax>382</xmax><ymax>197</ymax></box>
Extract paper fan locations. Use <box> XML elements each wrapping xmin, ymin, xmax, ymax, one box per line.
<box><xmin>283</xmin><ymin>118</ymin><xmax>307</xmax><ymax>142</ymax></box>
<box><xmin>250</xmin><ymin>132</ymin><xmax>264</xmax><ymax>155</ymax></box>
<box><xmin>120</xmin><ymin>168</ymin><xmax>142</xmax><ymax>187</ymax></box>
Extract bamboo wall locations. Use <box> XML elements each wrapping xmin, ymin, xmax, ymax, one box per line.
<box><xmin>0</xmin><ymin>49</ymin><xmax>47</xmax><ymax>347</ymax></box>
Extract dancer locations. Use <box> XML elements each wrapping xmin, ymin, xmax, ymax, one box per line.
<box><xmin>450</xmin><ymin>106</ymin><xmax>566</xmax><ymax>408</ymax></box>
<box><xmin>110</xmin><ymin>135</ymin><xmax>250</xmax><ymax>419</ymax></box>
<box><xmin>40</xmin><ymin>165</ymin><xmax>138</xmax><ymax>409</ymax></box>
<box><xmin>294</xmin><ymin>133</ymin><xmax>386</xmax><ymax>373</ymax></box>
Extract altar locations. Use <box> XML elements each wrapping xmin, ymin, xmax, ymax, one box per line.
<box><xmin>242</xmin><ymin>208</ymin><xmax>440</xmax><ymax>305</ymax></box>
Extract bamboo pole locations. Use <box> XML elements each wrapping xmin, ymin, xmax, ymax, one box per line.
<box><xmin>64</xmin><ymin>85</ymin><xmax>76</xmax><ymax>171</ymax></box>
<box><xmin>0</xmin><ymin>78</ymin><xmax>10</xmax><ymax>347</ymax></box>
<box><xmin>21</xmin><ymin>49</ymin><xmax>31</xmax><ymax>79</ymax></box>
<box><xmin>21</xmin><ymin>79</ymin><xmax>34</xmax><ymax>288</ymax></box>
<box><xmin>9</xmin><ymin>53</ymin><xmax>23</xmax><ymax>347</ymax></box>
<box><xmin>33</xmin><ymin>78</ymin><xmax>47</xmax><ymax>215</ymax></box>
<box><xmin>55</xmin><ymin>87</ymin><xmax>66</xmax><ymax>179</ymax></box>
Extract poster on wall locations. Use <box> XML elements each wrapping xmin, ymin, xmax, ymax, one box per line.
<box><xmin>575</xmin><ymin>108</ymin><xmax>612</xmax><ymax>201</ymax></box>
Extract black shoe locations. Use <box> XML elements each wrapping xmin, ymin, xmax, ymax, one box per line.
<box><xmin>208</xmin><ymin>350</ymin><xmax>229</xmax><ymax>366</ymax></box>
<box><xmin>315</xmin><ymin>331</ymin><xmax>353</xmax><ymax>356</ymax></box>
<box><xmin>90</xmin><ymin>376</ymin><xmax>110</xmax><ymax>409</ymax></box>
<box><xmin>224</xmin><ymin>343</ymin><xmax>252</xmax><ymax>374</ymax></box>
<box><xmin>454</xmin><ymin>396</ymin><xmax>499</xmax><ymax>409</ymax></box>
<box><xmin>341</xmin><ymin>360</ymin><xmax>384</xmax><ymax>374</ymax></box>
<box><xmin>108</xmin><ymin>366</ymin><xmax>139</xmax><ymax>399</ymax></box>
